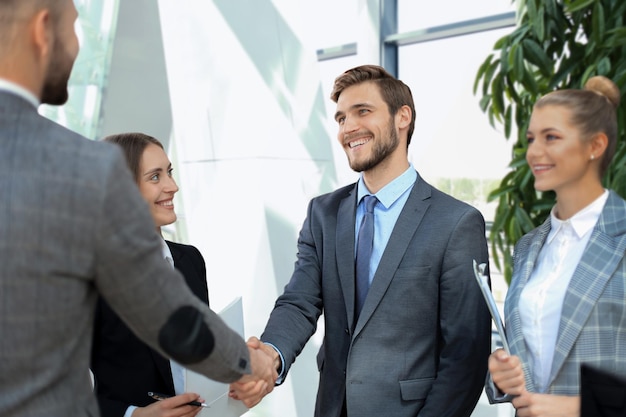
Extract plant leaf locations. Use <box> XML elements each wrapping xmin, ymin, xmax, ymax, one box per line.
<box><xmin>522</xmin><ymin>38</ymin><xmax>552</xmax><ymax>76</ymax></box>
<box><xmin>564</xmin><ymin>0</ymin><xmax>597</xmax><ymax>14</ymax></box>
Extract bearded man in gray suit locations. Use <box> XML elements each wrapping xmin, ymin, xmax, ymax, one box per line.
<box><xmin>231</xmin><ymin>65</ymin><xmax>492</xmax><ymax>417</ymax></box>
<box><xmin>0</xmin><ymin>1</ymin><xmax>275</xmax><ymax>416</ymax></box>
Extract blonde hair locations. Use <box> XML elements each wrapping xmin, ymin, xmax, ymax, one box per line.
<box><xmin>534</xmin><ymin>75</ymin><xmax>621</xmax><ymax>176</ymax></box>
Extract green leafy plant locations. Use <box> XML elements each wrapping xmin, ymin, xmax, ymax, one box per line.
<box><xmin>474</xmin><ymin>0</ymin><xmax>626</xmax><ymax>283</ymax></box>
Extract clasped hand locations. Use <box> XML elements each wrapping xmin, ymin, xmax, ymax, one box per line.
<box><xmin>229</xmin><ymin>337</ymin><xmax>279</xmax><ymax>408</ymax></box>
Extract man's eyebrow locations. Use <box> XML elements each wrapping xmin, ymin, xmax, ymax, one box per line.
<box><xmin>334</xmin><ymin>103</ymin><xmax>373</xmax><ymax>120</ymax></box>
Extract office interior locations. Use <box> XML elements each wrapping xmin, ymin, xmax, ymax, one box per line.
<box><xmin>55</xmin><ymin>1</ymin><xmax>520</xmax><ymax>415</ymax></box>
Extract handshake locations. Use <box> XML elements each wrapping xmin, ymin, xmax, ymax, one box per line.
<box><xmin>229</xmin><ymin>337</ymin><xmax>280</xmax><ymax>408</ymax></box>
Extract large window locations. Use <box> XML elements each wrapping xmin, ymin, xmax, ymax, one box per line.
<box><xmin>399</xmin><ymin>27</ymin><xmax>514</xmax><ymax>222</ymax></box>
<box><xmin>398</xmin><ymin>0</ymin><xmax>515</xmax><ymax>31</ymax></box>
<box><xmin>40</xmin><ymin>0</ymin><xmax>119</xmax><ymax>139</ymax></box>
<box><xmin>313</xmin><ymin>4</ymin><xmax>517</xmax><ymax>205</ymax></box>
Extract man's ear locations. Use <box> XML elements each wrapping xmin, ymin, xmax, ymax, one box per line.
<box><xmin>396</xmin><ymin>105</ymin><xmax>412</xmax><ymax>130</ymax></box>
<box><xmin>30</xmin><ymin>9</ymin><xmax>52</xmax><ymax>61</ymax></box>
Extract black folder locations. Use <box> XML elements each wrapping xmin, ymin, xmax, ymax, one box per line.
<box><xmin>580</xmin><ymin>363</ymin><xmax>626</xmax><ymax>417</ymax></box>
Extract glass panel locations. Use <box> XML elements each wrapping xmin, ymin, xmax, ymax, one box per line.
<box><xmin>398</xmin><ymin>0</ymin><xmax>516</xmax><ymax>32</ymax></box>
<box><xmin>40</xmin><ymin>0</ymin><xmax>119</xmax><ymax>139</ymax></box>
<box><xmin>398</xmin><ymin>27</ymin><xmax>514</xmax><ymax>223</ymax></box>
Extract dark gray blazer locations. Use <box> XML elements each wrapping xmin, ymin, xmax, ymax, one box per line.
<box><xmin>262</xmin><ymin>173</ymin><xmax>491</xmax><ymax>417</ymax></box>
<box><xmin>0</xmin><ymin>91</ymin><xmax>249</xmax><ymax>417</ymax></box>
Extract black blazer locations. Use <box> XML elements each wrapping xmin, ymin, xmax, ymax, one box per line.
<box><xmin>580</xmin><ymin>363</ymin><xmax>626</xmax><ymax>417</ymax></box>
<box><xmin>91</xmin><ymin>241</ymin><xmax>208</xmax><ymax>417</ymax></box>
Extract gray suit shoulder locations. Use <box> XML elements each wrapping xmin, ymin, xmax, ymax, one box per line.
<box><xmin>26</xmin><ymin>110</ymin><xmax>127</xmax><ymax>176</ymax></box>
<box><xmin>420</xmin><ymin>176</ymin><xmax>486</xmax><ymax>221</ymax></box>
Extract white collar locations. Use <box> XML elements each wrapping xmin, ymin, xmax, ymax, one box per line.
<box><xmin>161</xmin><ymin>239</ymin><xmax>173</xmax><ymax>261</ymax></box>
<box><xmin>547</xmin><ymin>190</ymin><xmax>609</xmax><ymax>243</ymax></box>
<box><xmin>0</xmin><ymin>78</ymin><xmax>40</xmax><ymax>108</ymax></box>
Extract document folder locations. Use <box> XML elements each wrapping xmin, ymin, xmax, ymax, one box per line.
<box><xmin>472</xmin><ymin>260</ymin><xmax>510</xmax><ymax>354</ymax></box>
<box><xmin>185</xmin><ymin>297</ymin><xmax>249</xmax><ymax>416</ymax></box>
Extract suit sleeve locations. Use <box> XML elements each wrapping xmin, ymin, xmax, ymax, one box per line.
<box><xmin>260</xmin><ymin>199</ymin><xmax>324</xmax><ymax>380</ymax></box>
<box><xmin>92</xmin><ymin>145</ymin><xmax>249</xmax><ymax>383</ymax></box>
<box><xmin>189</xmin><ymin>245</ymin><xmax>209</xmax><ymax>304</ymax></box>
<box><xmin>418</xmin><ymin>207</ymin><xmax>492</xmax><ymax>417</ymax></box>
<box><xmin>485</xmin><ymin>372</ymin><xmax>514</xmax><ymax>404</ymax></box>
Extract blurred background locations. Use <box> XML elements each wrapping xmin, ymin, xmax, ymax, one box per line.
<box><xmin>55</xmin><ymin>1</ymin><xmax>518</xmax><ymax>415</ymax></box>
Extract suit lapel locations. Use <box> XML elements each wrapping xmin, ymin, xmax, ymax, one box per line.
<box><xmin>168</xmin><ymin>240</ymin><xmax>183</xmax><ymax>265</ymax></box>
<box><xmin>549</xmin><ymin>191</ymin><xmax>626</xmax><ymax>385</ymax></box>
<box><xmin>337</xmin><ymin>185</ymin><xmax>358</xmax><ymax>330</ymax></box>
<box><xmin>505</xmin><ymin>219</ymin><xmax>551</xmax><ymax>392</ymax></box>
<box><xmin>353</xmin><ymin>176</ymin><xmax>428</xmax><ymax>337</ymax></box>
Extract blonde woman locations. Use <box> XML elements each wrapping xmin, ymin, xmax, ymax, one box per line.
<box><xmin>487</xmin><ymin>76</ymin><xmax>626</xmax><ymax>417</ymax></box>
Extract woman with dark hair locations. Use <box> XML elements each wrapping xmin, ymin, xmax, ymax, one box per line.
<box><xmin>486</xmin><ymin>76</ymin><xmax>626</xmax><ymax>417</ymax></box>
<box><xmin>91</xmin><ymin>132</ymin><xmax>208</xmax><ymax>417</ymax></box>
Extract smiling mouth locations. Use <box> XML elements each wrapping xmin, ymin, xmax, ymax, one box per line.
<box><xmin>349</xmin><ymin>138</ymin><xmax>370</xmax><ymax>148</ymax></box>
<box><xmin>532</xmin><ymin>164</ymin><xmax>553</xmax><ymax>173</ymax></box>
<box><xmin>157</xmin><ymin>200</ymin><xmax>174</xmax><ymax>207</ymax></box>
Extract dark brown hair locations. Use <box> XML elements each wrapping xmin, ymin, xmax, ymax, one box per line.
<box><xmin>102</xmin><ymin>132</ymin><xmax>164</xmax><ymax>182</ymax></box>
<box><xmin>330</xmin><ymin>64</ymin><xmax>416</xmax><ymax>145</ymax></box>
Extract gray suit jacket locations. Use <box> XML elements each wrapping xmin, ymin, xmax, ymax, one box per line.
<box><xmin>486</xmin><ymin>190</ymin><xmax>626</xmax><ymax>401</ymax></box>
<box><xmin>0</xmin><ymin>91</ymin><xmax>249</xmax><ymax>417</ymax></box>
<box><xmin>262</xmin><ymin>173</ymin><xmax>491</xmax><ymax>417</ymax></box>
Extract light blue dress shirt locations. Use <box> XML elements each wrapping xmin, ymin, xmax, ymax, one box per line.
<box><xmin>355</xmin><ymin>164</ymin><xmax>417</xmax><ymax>285</ymax></box>
<box><xmin>268</xmin><ymin>164</ymin><xmax>417</xmax><ymax>384</ymax></box>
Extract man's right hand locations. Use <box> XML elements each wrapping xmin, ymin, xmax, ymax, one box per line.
<box><xmin>228</xmin><ymin>336</ymin><xmax>279</xmax><ymax>408</ymax></box>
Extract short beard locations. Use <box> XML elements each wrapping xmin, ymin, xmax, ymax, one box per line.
<box><xmin>40</xmin><ymin>38</ymin><xmax>72</xmax><ymax>105</ymax></box>
<box><xmin>349</xmin><ymin>118</ymin><xmax>399</xmax><ymax>173</ymax></box>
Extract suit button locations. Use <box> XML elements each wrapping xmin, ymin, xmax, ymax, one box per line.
<box><xmin>345</xmin><ymin>328</ymin><xmax>349</xmax><ymax>334</ymax></box>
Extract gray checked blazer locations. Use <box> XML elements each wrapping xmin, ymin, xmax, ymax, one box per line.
<box><xmin>487</xmin><ymin>190</ymin><xmax>626</xmax><ymax>401</ymax></box>
<box><xmin>0</xmin><ymin>91</ymin><xmax>249</xmax><ymax>417</ymax></box>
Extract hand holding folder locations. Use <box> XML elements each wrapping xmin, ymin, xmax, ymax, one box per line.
<box><xmin>472</xmin><ymin>260</ymin><xmax>510</xmax><ymax>354</ymax></box>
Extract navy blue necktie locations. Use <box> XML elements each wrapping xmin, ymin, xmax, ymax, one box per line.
<box><xmin>355</xmin><ymin>195</ymin><xmax>377</xmax><ymax>317</ymax></box>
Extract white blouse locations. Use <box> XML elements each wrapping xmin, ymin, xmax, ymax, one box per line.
<box><xmin>519</xmin><ymin>190</ymin><xmax>608</xmax><ymax>392</ymax></box>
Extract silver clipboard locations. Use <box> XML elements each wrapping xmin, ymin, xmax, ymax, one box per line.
<box><xmin>472</xmin><ymin>260</ymin><xmax>510</xmax><ymax>354</ymax></box>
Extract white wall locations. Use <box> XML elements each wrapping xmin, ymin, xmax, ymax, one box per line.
<box><xmin>156</xmin><ymin>1</ymin><xmax>337</xmax><ymax>415</ymax></box>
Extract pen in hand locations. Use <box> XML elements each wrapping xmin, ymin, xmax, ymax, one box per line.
<box><xmin>148</xmin><ymin>391</ymin><xmax>208</xmax><ymax>408</ymax></box>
